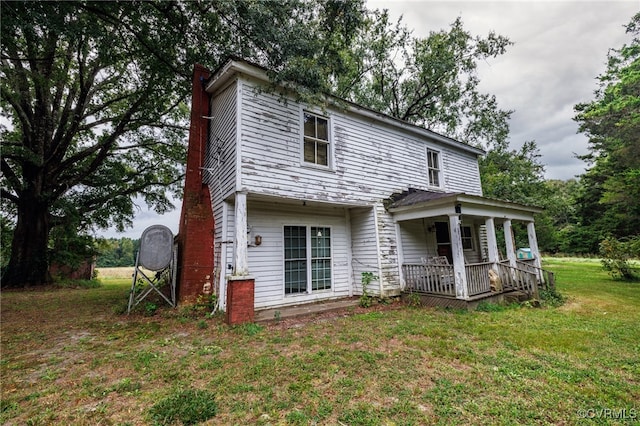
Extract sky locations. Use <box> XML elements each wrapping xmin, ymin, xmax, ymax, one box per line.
<box><xmin>100</xmin><ymin>0</ymin><xmax>637</xmax><ymax>239</ymax></box>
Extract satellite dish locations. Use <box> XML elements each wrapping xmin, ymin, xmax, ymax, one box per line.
<box><xmin>138</xmin><ymin>225</ymin><xmax>174</xmax><ymax>271</ymax></box>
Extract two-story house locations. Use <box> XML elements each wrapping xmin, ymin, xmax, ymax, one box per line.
<box><xmin>177</xmin><ymin>59</ymin><xmax>550</xmax><ymax>324</ymax></box>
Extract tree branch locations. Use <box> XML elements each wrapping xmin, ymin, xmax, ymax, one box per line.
<box><xmin>1</xmin><ymin>188</ymin><xmax>19</xmax><ymax>204</ymax></box>
<box><xmin>1</xmin><ymin>157</ymin><xmax>23</xmax><ymax>197</ymax></box>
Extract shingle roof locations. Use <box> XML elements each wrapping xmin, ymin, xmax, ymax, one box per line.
<box><xmin>386</xmin><ymin>188</ymin><xmax>462</xmax><ymax>209</ymax></box>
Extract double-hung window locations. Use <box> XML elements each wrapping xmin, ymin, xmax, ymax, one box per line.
<box><xmin>303</xmin><ymin>112</ymin><xmax>329</xmax><ymax>166</ymax></box>
<box><xmin>284</xmin><ymin>226</ymin><xmax>332</xmax><ymax>295</ymax></box>
<box><xmin>427</xmin><ymin>148</ymin><xmax>441</xmax><ymax>187</ymax></box>
<box><xmin>461</xmin><ymin>225</ymin><xmax>474</xmax><ymax>250</ymax></box>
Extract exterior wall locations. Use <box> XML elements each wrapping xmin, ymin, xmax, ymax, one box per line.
<box><xmin>246</xmin><ymin>200</ymin><xmax>351</xmax><ymax>309</ymax></box>
<box><xmin>375</xmin><ymin>206</ymin><xmax>402</xmax><ymax>296</ymax></box>
<box><xmin>349</xmin><ymin>207</ymin><xmax>381</xmax><ymax>296</ymax></box>
<box><xmin>205</xmin><ymin>81</ymin><xmax>238</xmax><ymax>305</ymax></box>
<box><xmin>398</xmin><ymin>219</ymin><xmax>484</xmax><ymax>264</ymax></box>
<box><xmin>237</xmin><ymin>78</ymin><xmax>483</xmax><ymax>203</ymax></box>
<box><xmin>398</xmin><ymin>219</ymin><xmax>434</xmax><ymax>263</ymax></box>
<box><xmin>464</xmin><ymin>223</ymin><xmax>483</xmax><ymax>264</ymax></box>
<box><xmin>204</xmin><ymin>73</ymin><xmax>486</xmax><ymax>307</ymax></box>
<box><xmin>204</xmin><ymin>81</ymin><xmax>237</xmax><ymax>198</ymax></box>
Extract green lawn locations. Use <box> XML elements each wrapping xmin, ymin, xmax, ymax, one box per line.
<box><xmin>1</xmin><ymin>259</ymin><xmax>638</xmax><ymax>425</ymax></box>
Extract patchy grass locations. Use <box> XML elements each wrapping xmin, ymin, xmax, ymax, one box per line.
<box><xmin>1</xmin><ymin>259</ymin><xmax>639</xmax><ymax>425</ymax></box>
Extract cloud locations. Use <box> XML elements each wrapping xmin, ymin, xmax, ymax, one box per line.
<box><xmin>368</xmin><ymin>0</ymin><xmax>637</xmax><ymax>179</ymax></box>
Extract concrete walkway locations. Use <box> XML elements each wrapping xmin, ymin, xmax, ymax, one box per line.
<box><xmin>254</xmin><ymin>297</ymin><xmax>360</xmax><ymax>323</ymax></box>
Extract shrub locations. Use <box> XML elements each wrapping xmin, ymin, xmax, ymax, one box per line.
<box><xmin>538</xmin><ymin>287</ymin><xmax>566</xmax><ymax>307</ymax></box>
<box><xmin>359</xmin><ymin>272</ymin><xmax>378</xmax><ymax>308</ymax></box>
<box><xmin>599</xmin><ymin>236</ymin><xmax>640</xmax><ymax>281</ymax></box>
<box><xmin>149</xmin><ymin>389</ymin><xmax>218</xmax><ymax>425</ymax></box>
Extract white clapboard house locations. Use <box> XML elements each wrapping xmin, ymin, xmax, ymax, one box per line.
<box><xmin>180</xmin><ymin>58</ymin><xmax>552</xmax><ymax>316</ymax></box>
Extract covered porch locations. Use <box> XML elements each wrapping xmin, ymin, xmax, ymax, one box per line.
<box><xmin>388</xmin><ymin>189</ymin><xmax>554</xmax><ymax>305</ymax></box>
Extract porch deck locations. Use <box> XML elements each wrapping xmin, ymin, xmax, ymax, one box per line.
<box><xmin>402</xmin><ymin>260</ymin><xmax>554</xmax><ymax>307</ymax></box>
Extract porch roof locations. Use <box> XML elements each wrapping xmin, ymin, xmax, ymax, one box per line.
<box><xmin>386</xmin><ymin>188</ymin><xmax>543</xmax><ymax>222</ymax></box>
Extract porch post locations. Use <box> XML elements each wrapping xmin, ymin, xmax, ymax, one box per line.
<box><xmin>233</xmin><ymin>192</ymin><xmax>249</xmax><ymax>276</ymax></box>
<box><xmin>503</xmin><ymin>219</ymin><xmax>517</xmax><ymax>268</ymax></box>
<box><xmin>485</xmin><ymin>217</ymin><xmax>499</xmax><ymax>266</ymax></box>
<box><xmin>449</xmin><ymin>214</ymin><xmax>468</xmax><ymax>299</ymax></box>
<box><xmin>226</xmin><ymin>191</ymin><xmax>255</xmax><ymax>325</ymax></box>
<box><xmin>527</xmin><ymin>222</ymin><xmax>542</xmax><ymax>270</ymax></box>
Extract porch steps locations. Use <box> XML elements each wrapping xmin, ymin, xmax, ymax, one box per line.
<box><xmin>254</xmin><ymin>297</ymin><xmax>360</xmax><ymax>323</ymax></box>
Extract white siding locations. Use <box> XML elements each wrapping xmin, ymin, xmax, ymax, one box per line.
<box><xmin>246</xmin><ymin>200</ymin><xmax>351</xmax><ymax>309</ymax></box>
<box><xmin>204</xmin><ymin>81</ymin><xmax>237</xmax><ymax>198</ymax></box>
<box><xmin>398</xmin><ymin>219</ymin><xmax>483</xmax><ymax>265</ymax></box>
<box><xmin>205</xmin><ymin>73</ymin><xmax>488</xmax><ymax>308</ymax></box>
<box><xmin>206</xmin><ymin>82</ymin><xmax>238</xmax><ymax>306</ymax></box>
<box><xmin>349</xmin><ymin>207</ymin><xmax>380</xmax><ymax>296</ymax></box>
<box><xmin>375</xmin><ymin>206</ymin><xmax>401</xmax><ymax>295</ymax></box>
<box><xmin>398</xmin><ymin>219</ymin><xmax>432</xmax><ymax>263</ymax></box>
<box><xmin>237</xmin><ymin>79</ymin><xmax>483</xmax><ymax>204</ymax></box>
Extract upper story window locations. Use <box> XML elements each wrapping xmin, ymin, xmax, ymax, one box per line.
<box><xmin>303</xmin><ymin>111</ymin><xmax>329</xmax><ymax>166</ymax></box>
<box><xmin>427</xmin><ymin>148</ymin><xmax>441</xmax><ymax>187</ymax></box>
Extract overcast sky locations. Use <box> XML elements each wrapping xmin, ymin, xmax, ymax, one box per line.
<box><xmin>100</xmin><ymin>0</ymin><xmax>637</xmax><ymax>239</ymax></box>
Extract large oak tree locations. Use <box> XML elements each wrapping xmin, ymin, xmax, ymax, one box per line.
<box><xmin>0</xmin><ymin>0</ymin><xmax>365</xmax><ymax>287</ymax></box>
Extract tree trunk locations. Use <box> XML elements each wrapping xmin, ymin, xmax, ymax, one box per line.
<box><xmin>2</xmin><ymin>201</ymin><xmax>52</xmax><ymax>288</ymax></box>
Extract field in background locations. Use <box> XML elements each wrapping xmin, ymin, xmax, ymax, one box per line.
<box><xmin>1</xmin><ymin>258</ymin><xmax>639</xmax><ymax>425</ymax></box>
<box><xmin>96</xmin><ymin>267</ymin><xmax>156</xmax><ymax>283</ymax></box>
<box><xmin>96</xmin><ymin>266</ymin><xmax>136</xmax><ymax>280</ymax></box>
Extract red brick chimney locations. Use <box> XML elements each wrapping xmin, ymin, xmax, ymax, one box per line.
<box><xmin>177</xmin><ymin>64</ymin><xmax>215</xmax><ymax>303</ymax></box>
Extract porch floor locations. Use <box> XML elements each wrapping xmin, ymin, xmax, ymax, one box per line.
<box><xmin>254</xmin><ymin>297</ymin><xmax>360</xmax><ymax>323</ymax></box>
<box><xmin>401</xmin><ymin>289</ymin><xmax>530</xmax><ymax>310</ymax></box>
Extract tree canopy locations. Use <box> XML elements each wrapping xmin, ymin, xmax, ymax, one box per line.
<box><xmin>333</xmin><ymin>12</ymin><xmax>513</xmax><ymax>150</ymax></box>
<box><xmin>573</xmin><ymin>12</ymin><xmax>640</xmax><ymax>251</ymax></box>
<box><xmin>0</xmin><ymin>0</ymin><xmax>366</xmax><ymax>287</ymax></box>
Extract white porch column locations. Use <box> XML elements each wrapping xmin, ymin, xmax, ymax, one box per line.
<box><xmin>527</xmin><ymin>221</ymin><xmax>542</xmax><ymax>270</ymax></box>
<box><xmin>485</xmin><ymin>217</ymin><xmax>499</xmax><ymax>266</ymax></box>
<box><xmin>503</xmin><ymin>219</ymin><xmax>517</xmax><ymax>268</ymax></box>
<box><xmin>449</xmin><ymin>214</ymin><xmax>468</xmax><ymax>299</ymax></box>
<box><xmin>233</xmin><ymin>192</ymin><xmax>249</xmax><ymax>276</ymax></box>
<box><xmin>219</xmin><ymin>201</ymin><xmax>229</xmax><ymax>310</ymax></box>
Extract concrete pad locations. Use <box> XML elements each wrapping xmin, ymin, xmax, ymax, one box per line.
<box><xmin>254</xmin><ymin>297</ymin><xmax>360</xmax><ymax>323</ymax></box>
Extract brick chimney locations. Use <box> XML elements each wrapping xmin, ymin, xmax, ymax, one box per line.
<box><xmin>177</xmin><ymin>64</ymin><xmax>215</xmax><ymax>303</ymax></box>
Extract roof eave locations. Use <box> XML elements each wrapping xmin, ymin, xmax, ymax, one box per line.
<box><xmin>204</xmin><ymin>58</ymin><xmax>485</xmax><ymax>157</ymax></box>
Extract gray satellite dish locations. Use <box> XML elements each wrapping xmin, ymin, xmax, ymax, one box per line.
<box><xmin>127</xmin><ymin>224</ymin><xmax>177</xmax><ymax>313</ymax></box>
<box><xmin>138</xmin><ymin>225</ymin><xmax>173</xmax><ymax>271</ymax></box>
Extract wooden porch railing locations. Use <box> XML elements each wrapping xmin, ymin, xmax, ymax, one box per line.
<box><xmin>465</xmin><ymin>262</ymin><xmax>492</xmax><ymax>296</ymax></box>
<box><xmin>403</xmin><ymin>260</ymin><xmax>554</xmax><ymax>299</ymax></box>
<box><xmin>402</xmin><ymin>264</ymin><xmax>455</xmax><ymax>296</ymax></box>
<box><xmin>495</xmin><ymin>263</ymin><xmax>538</xmax><ymax>297</ymax></box>
<box><xmin>515</xmin><ymin>260</ymin><xmax>556</xmax><ymax>292</ymax></box>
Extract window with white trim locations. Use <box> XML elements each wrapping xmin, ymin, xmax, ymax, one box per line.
<box><xmin>284</xmin><ymin>226</ymin><xmax>332</xmax><ymax>294</ymax></box>
<box><xmin>303</xmin><ymin>111</ymin><xmax>329</xmax><ymax>166</ymax></box>
<box><xmin>461</xmin><ymin>225</ymin><xmax>474</xmax><ymax>250</ymax></box>
<box><xmin>427</xmin><ymin>148</ymin><xmax>441</xmax><ymax>187</ymax></box>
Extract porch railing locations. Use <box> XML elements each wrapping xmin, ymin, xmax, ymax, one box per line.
<box><xmin>403</xmin><ymin>260</ymin><xmax>552</xmax><ymax>299</ymax></box>
<box><xmin>495</xmin><ymin>263</ymin><xmax>538</xmax><ymax>297</ymax></box>
<box><xmin>515</xmin><ymin>260</ymin><xmax>556</xmax><ymax>292</ymax></box>
<box><xmin>402</xmin><ymin>263</ymin><xmax>455</xmax><ymax>296</ymax></box>
<box><xmin>465</xmin><ymin>262</ymin><xmax>493</xmax><ymax>296</ymax></box>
